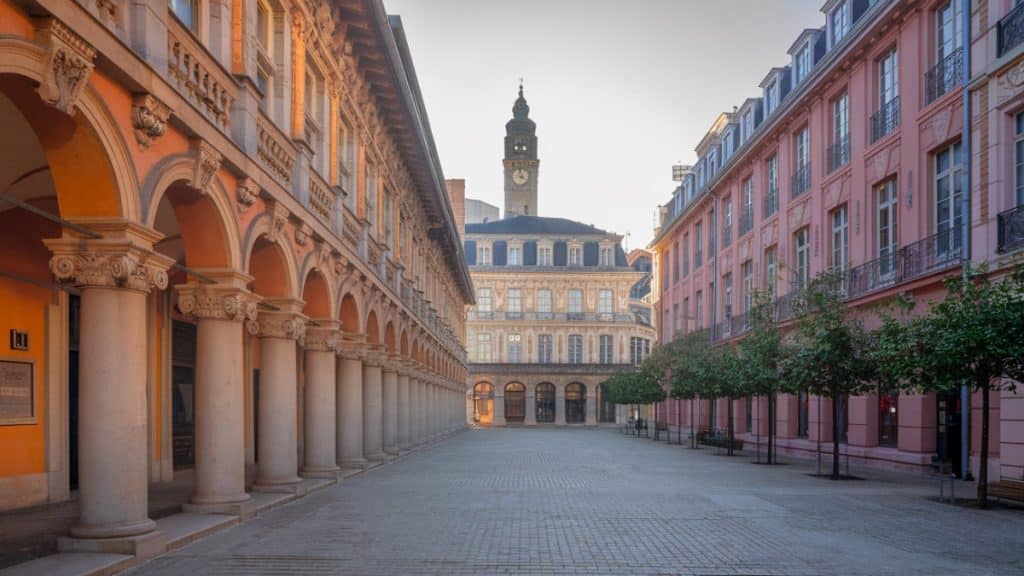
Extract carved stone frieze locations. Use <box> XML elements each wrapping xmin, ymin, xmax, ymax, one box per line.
<box><xmin>46</xmin><ymin>238</ymin><xmax>171</xmax><ymax>293</ymax></box>
<box><xmin>237</xmin><ymin>177</ymin><xmax>259</xmax><ymax>213</ymax></box>
<box><xmin>338</xmin><ymin>341</ymin><xmax>366</xmax><ymax>361</ymax></box>
<box><xmin>175</xmin><ymin>283</ymin><xmax>259</xmax><ymax>335</ymax></box>
<box><xmin>34</xmin><ymin>18</ymin><xmax>97</xmax><ymax>115</ymax></box>
<box><xmin>131</xmin><ymin>93</ymin><xmax>171</xmax><ymax>150</ymax></box>
<box><xmin>191</xmin><ymin>139</ymin><xmax>223</xmax><ymax>193</ymax></box>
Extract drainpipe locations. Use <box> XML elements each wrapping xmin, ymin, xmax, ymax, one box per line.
<box><xmin>960</xmin><ymin>0</ymin><xmax>972</xmax><ymax>481</ymax></box>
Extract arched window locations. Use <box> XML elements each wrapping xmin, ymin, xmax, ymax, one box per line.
<box><xmin>565</xmin><ymin>383</ymin><xmax>587</xmax><ymax>424</ymax></box>
<box><xmin>472</xmin><ymin>382</ymin><xmax>494</xmax><ymax>424</ymax></box>
<box><xmin>536</xmin><ymin>382</ymin><xmax>555</xmax><ymax>423</ymax></box>
<box><xmin>505</xmin><ymin>382</ymin><xmax>526</xmax><ymax>423</ymax></box>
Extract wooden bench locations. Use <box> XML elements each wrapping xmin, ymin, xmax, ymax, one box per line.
<box><xmin>988</xmin><ymin>480</ymin><xmax>1024</xmax><ymax>506</ymax></box>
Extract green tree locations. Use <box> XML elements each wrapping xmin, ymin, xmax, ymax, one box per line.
<box><xmin>783</xmin><ymin>271</ymin><xmax>876</xmax><ymax>479</ymax></box>
<box><xmin>736</xmin><ymin>291</ymin><xmax>786</xmax><ymax>463</ymax></box>
<box><xmin>668</xmin><ymin>331</ymin><xmax>708</xmax><ymax>448</ymax></box>
<box><xmin>872</xmin><ymin>265</ymin><xmax>1024</xmax><ymax>506</ymax></box>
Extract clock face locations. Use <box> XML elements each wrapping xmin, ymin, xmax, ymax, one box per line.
<box><xmin>512</xmin><ymin>169</ymin><xmax>529</xmax><ymax>185</ymax></box>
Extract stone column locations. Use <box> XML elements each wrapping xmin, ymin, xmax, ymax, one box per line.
<box><xmin>431</xmin><ymin>380</ymin><xmax>439</xmax><ymax>438</ymax></box>
<box><xmin>414</xmin><ymin>373</ymin><xmax>425</xmax><ymax>445</ymax></box>
<box><xmin>525</xmin><ymin>387</ymin><xmax>537</xmax><ymax>425</ymax></box>
<box><xmin>176</xmin><ymin>279</ymin><xmax>258</xmax><ymax>518</ymax></box>
<box><xmin>302</xmin><ymin>322</ymin><xmax>341</xmax><ymax>478</ymax></box>
<box><xmin>362</xmin><ymin>349</ymin><xmax>386</xmax><ymax>462</ymax></box>
<box><xmin>586</xmin><ymin>387</ymin><xmax>598</xmax><ymax>426</ymax></box>
<box><xmin>254</xmin><ymin>299</ymin><xmax>306</xmax><ymax>491</ymax></box>
<box><xmin>46</xmin><ymin>227</ymin><xmax>172</xmax><ymax>556</ymax></box>
<box><xmin>555</xmin><ymin>385</ymin><xmax>566</xmax><ymax>426</ymax></box>
<box><xmin>494</xmin><ymin>386</ymin><xmax>506</xmax><ymax>426</ymax></box>
<box><xmin>398</xmin><ymin>365</ymin><xmax>411</xmax><ymax>451</ymax></box>
<box><xmin>337</xmin><ymin>342</ymin><xmax>366</xmax><ymax>469</ymax></box>
<box><xmin>382</xmin><ymin>356</ymin><xmax>400</xmax><ymax>457</ymax></box>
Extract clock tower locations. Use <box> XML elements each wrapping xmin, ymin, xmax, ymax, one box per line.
<box><xmin>503</xmin><ymin>82</ymin><xmax>539</xmax><ymax>217</ymax></box>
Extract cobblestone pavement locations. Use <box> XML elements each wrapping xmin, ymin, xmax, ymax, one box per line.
<box><xmin>128</xmin><ymin>428</ymin><xmax>1024</xmax><ymax>576</ymax></box>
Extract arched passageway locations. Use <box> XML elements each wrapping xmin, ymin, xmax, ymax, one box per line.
<box><xmin>535</xmin><ymin>382</ymin><xmax>555</xmax><ymax>423</ymax></box>
<box><xmin>504</xmin><ymin>382</ymin><xmax>525</xmax><ymax>424</ymax></box>
<box><xmin>473</xmin><ymin>382</ymin><xmax>494</xmax><ymax>425</ymax></box>
<box><xmin>565</xmin><ymin>383</ymin><xmax>587</xmax><ymax>424</ymax></box>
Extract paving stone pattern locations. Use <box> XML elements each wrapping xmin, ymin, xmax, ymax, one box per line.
<box><xmin>128</xmin><ymin>429</ymin><xmax>1024</xmax><ymax>576</ymax></box>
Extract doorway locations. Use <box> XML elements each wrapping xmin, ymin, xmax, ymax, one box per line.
<box><xmin>504</xmin><ymin>382</ymin><xmax>525</xmax><ymax>423</ymax></box>
<box><xmin>171</xmin><ymin>320</ymin><xmax>196</xmax><ymax>469</ymax></box>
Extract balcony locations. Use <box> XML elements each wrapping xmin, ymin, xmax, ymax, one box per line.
<box><xmin>166</xmin><ymin>16</ymin><xmax>237</xmax><ymax>132</ymax></box>
<box><xmin>791</xmin><ymin>163</ymin><xmax>810</xmax><ymax>199</ymax></box>
<box><xmin>999</xmin><ymin>2</ymin><xmax>1024</xmax><ymax>57</ymax></box>
<box><xmin>997</xmin><ymin>204</ymin><xmax>1024</xmax><ymax>253</ymax></box>
<box><xmin>925</xmin><ymin>48</ymin><xmax>963</xmax><ymax>105</ymax></box>
<box><xmin>870</xmin><ymin>97</ymin><xmax>900</xmax><ymax>143</ymax></box>
<box><xmin>827</xmin><ymin>134</ymin><xmax>850</xmax><ymax>174</ymax></box>
<box><xmin>763</xmin><ymin>185</ymin><xmax>778</xmax><ymax>218</ymax></box>
<box><xmin>842</xmin><ymin>230</ymin><xmax>962</xmax><ymax>301</ymax></box>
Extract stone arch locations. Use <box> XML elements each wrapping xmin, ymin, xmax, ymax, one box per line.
<box><xmin>383</xmin><ymin>321</ymin><xmax>396</xmax><ymax>354</ymax></box>
<box><xmin>300</xmin><ymin>269</ymin><xmax>333</xmax><ymax>320</ymax></box>
<box><xmin>338</xmin><ymin>291</ymin><xmax>362</xmax><ymax>334</ymax></box>
<box><xmin>0</xmin><ymin>44</ymin><xmax>140</xmax><ymax>221</ymax></box>
<box><xmin>566</xmin><ymin>382</ymin><xmax>587</xmax><ymax>424</ymax></box>
<box><xmin>535</xmin><ymin>382</ymin><xmax>556</xmax><ymax>423</ymax></box>
<box><xmin>504</xmin><ymin>382</ymin><xmax>526</xmax><ymax>424</ymax></box>
<box><xmin>399</xmin><ymin>329</ymin><xmax>409</xmax><ymax>358</ymax></box>
<box><xmin>144</xmin><ymin>155</ymin><xmax>241</xmax><ymax>272</ymax></box>
<box><xmin>246</xmin><ymin>236</ymin><xmax>296</xmax><ymax>298</ymax></box>
<box><xmin>365</xmin><ymin>309</ymin><xmax>381</xmax><ymax>345</ymax></box>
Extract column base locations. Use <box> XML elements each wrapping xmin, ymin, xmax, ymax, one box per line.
<box><xmin>364</xmin><ymin>451</ymin><xmax>386</xmax><ymax>463</ymax></box>
<box><xmin>69</xmin><ymin>517</ymin><xmax>156</xmax><ymax>540</ymax></box>
<box><xmin>183</xmin><ymin>497</ymin><xmax>256</xmax><ymax>520</ymax></box>
<box><xmin>340</xmin><ymin>457</ymin><xmax>367</xmax><ymax>470</ymax></box>
<box><xmin>398</xmin><ymin>441</ymin><xmax>411</xmax><ymax>451</ymax></box>
<box><xmin>253</xmin><ymin>477</ymin><xmax>304</xmax><ymax>495</ymax></box>
<box><xmin>384</xmin><ymin>446</ymin><xmax>399</xmax><ymax>456</ymax></box>
<box><xmin>58</xmin><ymin>530</ymin><xmax>167</xmax><ymax>559</ymax></box>
<box><xmin>301</xmin><ymin>465</ymin><xmax>341</xmax><ymax>479</ymax></box>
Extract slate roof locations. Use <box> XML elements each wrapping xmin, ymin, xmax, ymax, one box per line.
<box><xmin>464</xmin><ymin>215</ymin><xmax>610</xmax><ymax>236</ymax></box>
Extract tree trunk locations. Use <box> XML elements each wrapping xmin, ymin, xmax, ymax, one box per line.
<box><xmin>978</xmin><ymin>383</ymin><xmax>990</xmax><ymax>508</ymax></box>
<box><xmin>832</xmin><ymin>393</ymin><xmax>841</xmax><ymax>480</ymax></box>
<box><xmin>768</xmin><ymin>392</ymin><xmax>775</xmax><ymax>465</ymax></box>
<box><xmin>690</xmin><ymin>398</ymin><xmax>696</xmax><ymax>449</ymax></box>
<box><xmin>727</xmin><ymin>396</ymin><xmax>735</xmax><ymax>456</ymax></box>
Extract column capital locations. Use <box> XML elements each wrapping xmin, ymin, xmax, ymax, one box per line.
<box><xmin>363</xmin><ymin>346</ymin><xmax>386</xmax><ymax>368</ymax></box>
<box><xmin>382</xmin><ymin>353</ymin><xmax>402</xmax><ymax>373</ymax></box>
<box><xmin>256</xmin><ymin>299</ymin><xmax>307</xmax><ymax>341</ymax></box>
<box><xmin>176</xmin><ymin>282</ymin><xmax>259</xmax><ymax>333</ymax></box>
<box><xmin>45</xmin><ymin>220</ymin><xmax>173</xmax><ymax>293</ymax></box>
<box><xmin>305</xmin><ymin>320</ymin><xmax>341</xmax><ymax>352</ymax></box>
<box><xmin>338</xmin><ymin>340</ymin><xmax>366</xmax><ymax>361</ymax></box>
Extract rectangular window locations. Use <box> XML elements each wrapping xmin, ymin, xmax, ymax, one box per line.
<box><xmin>507</xmin><ymin>333</ymin><xmax>522</xmax><ymax>363</ymax></box>
<box><xmin>792</xmin><ymin>127</ymin><xmax>810</xmax><ymax>197</ymax></box>
<box><xmin>695</xmin><ymin>290</ymin><xmax>703</xmax><ymax>329</ymax></box>
<box><xmin>831</xmin><ymin>205</ymin><xmax>849</xmax><ymax>271</ymax></box>
<box><xmin>936</xmin><ymin>0</ymin><xmax>962</xmax><ymax>62</ymax></box>
<box><xmin>830</xmin><ymin>92</ymin><xmax>850</xmax><ymax>172</ymax></box>
<box><xmin>723</xmin><ymin>273</ymin><xmax>733</xmax><ymax>332</ymax></box>
<box><xmin>477</xmin><ymin>244</ymin><xmax>491</xmax><ymax>266</ymax></box>
<box><xmin>795</xmin><ymin>43</ymin><xmax>811</xmax><ymax>84</ymax></box>
<box><xmin>877</xmin><ymin>178</ymin><xmax>899</xmax><ymax>277</ymax></box>
<box><xmin>537</xmin><ymin>334</ymin><xmax>553</xmax><ymax>363</ymax></box>
<box><xmin>765</xmin><ymin>246</ymin><xmax>777</xmax><ymax>295</ymax></box>
<box><xmin>672</xmin><ymin>303</ymin><xmax>679</xmax><ymax>335</ymax></box>
<box><xmin>694</xmin><ymin>222</ymin><xmax>703</xmax><ymax>269</ymax></box>
<box><xmin>508</xmin><ymin>246</ymin><xmax>522</xmax><ymax>266</ymax></box>
<box><xmin>935</xmin><ymin>141</ymin><xmax>963</xmax><ymax>257</ymax></box>
<box><xmin>170</xmin><ymin>0</ymin><xmax>199</xmax><ymax>32</ymax></box>
<box><xmin>741</xmin><ymin>259</ymin><xmax>753</xmax><ymax>318</ymax></box>
<box><xmin>765</xmin><ymin>155</ymin><xmax>779</xmax><ymax>216</ymax></box>
<box><xmin>599</xmin><ymin>335</ymin><xmax>614</xmax><ymax>364</ymax></box>
<box><xmin>682</xmin><ymin>297</ymin><xmax>689</xmax><ymax>333</ymax></box>
<box><xmin>795</xmin><ymin>227</ymin><xmax>811</xmax><ymax>289</ymax></box>
<box><xmin>873</xmin><ymin>48</ymin><xmax>900</xmax><ymax>142</ymax></box>
<box><xmin>1016</xmin><ymin>112</ymin><xmax>1024</xmax><ymax>206</ymax></box>
<box><xmin>722</xmin><ymin>198</ymin><xmax>733</xmax><ymax>247</ymax></box>
<box><xmin>536</xmin><ymin>288</ymin><xmax>552</xmax><ymax>315</ymax></box>
<box><xmin>507</xmin><ymin>288</ymin><xmax>522</xmax><ymax>318</ymax></box>
<box><xmin>476</xmin><ymin>287</ymin><xmax>492</xmax><ymax>313</ymax></box>
<box><xmin>538</xmin><ymin>246</ymin><xmax>553</xmax><ymax>266</ymax></box>
<box><xmin>599</xmin><ymin>247</ymin><xmax>614</xmax><ymax>267</ymax></box>
<box><xmin>568</xmin><ymin>246</ymin><xmax>582</xmax><ymax>266</ymax></box>
<box><xmin>682</xmin><ymin>234</ymin><xmax>690</xmax><ymax>276</ymax></box>
<box><xmin>476</xmin><ymin>333</ymin><xmax>491</xmax><ymax>363</ymax></box>
<box><xmin>741</xmin><ymin>177</ymin><xmax>754</xmax><ymax>234</ymax></box>
<box><xmin>630</xmin><ymin>337</ymin><xmax>650</xmax><ymax>365</ymax></box>
<box><xmin>598</xmin><ymin>289</ymin><xmax>614</xmax><ymax>315</ymax></box>
<box><xmin>567</xmin><ymin>289</ymin><xmax>583</xmax><ymax>316</ymax></box>
<box><xmin>672</xmin><ymin>241</ymin><xmax>680</xmax><ymax>283</ymax></box>
<box><xmin>568</xmin><ymin>334</ymin><xmax>583</xmax><ymax>364</ymax></box>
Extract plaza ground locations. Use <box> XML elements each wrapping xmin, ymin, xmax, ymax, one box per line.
<box><xmin>104</xmin><ymin>428</ymin><xmax>1022</xmax><ymax>576</ymax></box>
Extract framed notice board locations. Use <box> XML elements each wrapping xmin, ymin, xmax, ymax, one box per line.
<box><xmin>0</xmin><ymin>359</ymin><xmax>35</xmax><ymax>425</ymax></box>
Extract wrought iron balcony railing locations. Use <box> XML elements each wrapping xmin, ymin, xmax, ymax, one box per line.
<box><xmin>997</xmin><ymin>204</ymin><xmax>1024</xmax><ymax>253</ymax></box>
<box><xmin>722</xmin><ymin>225</ymin><xmax>733</xmax><ymax>248</ymax></box>
<box><xmin>925</xmin><ymin>48</ymin><xmax>963</xmax><ymax>105</ymax></box>
<box><xmin>763</xmin><ymin>184</ymin><xmax>779</xmax><ymax>218</ymax></box>
<box><xmin>827</xmin><ymin>134</ymin><xmax>850</xmax><ymax>173</ymax></box>
<box><xmin>841</xmin><ymin>230</ymin><xmax>961</xmax><ymax>301</ymax></box>
<box><xmin>739</xmin><ymin>211</ymin><xmax>754</xmax><ymax>236</ymax></box>
<box><xmin>999</xmin><ymin>2</ymin><xmax>1024</xmax><ymax>57</ymax></box>
<box><xmin>870</xmin><ymin>96</ymin><xmax>900</xmax><ymax>143</ymax></box>
<box><xmin>791</xmin><ymin>162</ymin><xmax>811</xmax><ymax>199</ymax></box>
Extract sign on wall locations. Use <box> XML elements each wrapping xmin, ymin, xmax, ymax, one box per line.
<box><xmin>0</xmin><ymin>359</ymin><xmax>34</xmax><ymax>425</ymax></box>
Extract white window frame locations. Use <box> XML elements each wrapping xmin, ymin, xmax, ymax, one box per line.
<box><xmin>830</xmin><ymin>1</ymin><xmax>850</xmax><ymax>48</ymax></box>
<box><xmin>934</xmin><ymin>141</ymin><xmax>963</xmax><ymax>256</ymax></box>
<box><xmin>877</xmin><ymin>179</ymin><xmax>899</xmax><ymax>277</ymax></box>
<box><xmin>537</xmin><ymin>334</ymin><xmax>553</xmax><ymax>363</ymax></box>
<box><xmin>598</xmin><ymin>289</ymin><xmax>614</xmax><ymax>315</ymax></box>
<box><xmin>568</xmin><ymin>334</ymin><xmax>583</xmax><ymax>364</ymax></box>
<box><xmin>476</xmin><ymin>287</ymin><xmax>492</xmax><ymax>313</ymax></box>
<box><xmin>568</xmin><ymin>245</ymin><xmax>583</xmax><ymax>267</ymax></box>
<box><xmin>567</xmin><ymin>289</ymin><xmax>583</xmax><ymax>315</ymax></box>
<box><xmin>831</xmin><ymin>205</ymin><xmax>849</xmax><ymax>271</ymax></box>
<box><xmin>538</xmin><ymin>245</ymin><xmax>553</xmax><ymax>266</ymax></box>
<box><xmin>508</xmin><ymin>245</ymin><xmax>522</xmax><ymax>266</ymax></box>
<box><xmin>507</xmin><ymin>333</ymin><xmax>522</xmax><ymax>363</ymax></box>
<box><xmin>506</xmin><ymin>288</ymin><xmax>522</xmax><ymax>316</ymax></box>
<box><xmin>795</xmin><ymin>227</ymin><xmax>811</xmax><ymax>289</ymax></box>
<box><xmin>599</xmin><ymin>334</ymin><xmax>614</xmax><ymax>364</ymax></box>
<box><xmin>536</xmin><ymin>288</ymin><xmax>553</xmax><ymax>314</ymax></box>
<box><xmin>476</xmin><ymin>333</ymin><xmax>491</xmax><ymax>362</ymax></box>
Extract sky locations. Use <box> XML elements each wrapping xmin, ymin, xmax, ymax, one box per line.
<box><xmin>384</xmin><ymin>0</ymin><xmax>825</xmax><ymax>249</ymax></box>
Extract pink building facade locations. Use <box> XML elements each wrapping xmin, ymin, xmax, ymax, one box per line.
<box><xmin>650</xmin><ymin>0</ymin><xmax>1024</xmax><ymax>481</ymax></box>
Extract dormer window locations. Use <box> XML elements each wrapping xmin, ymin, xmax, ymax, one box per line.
<box><xmin>568</xmin><ymin>245</ymin><xmax>582</xmax><ymax>267</ymax></box>
<box><xmin>794</xmin><ymin>43</ymin><xmax>811</xmax><ymax>84</ymax></box>
<box><xmin>765</xmin><ymin>80</ymin><xmax>779</xmax><ymax>115</ymax></box>
<box><xmin>830</xmin><ymin>1</ymin><xmax>850</xmax><ymax>48</ymax></box>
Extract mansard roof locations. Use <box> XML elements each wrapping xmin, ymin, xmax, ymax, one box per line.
<box><xmin>465</xmin><ymin>215</ymin><xmax>611</xmax><ymax>237</ymax></box>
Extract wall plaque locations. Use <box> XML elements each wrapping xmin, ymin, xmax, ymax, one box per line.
<box><xmin>0</xmin><ymin>359</ymin><xmax>34</xmax><ymax>424</ymax></box>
